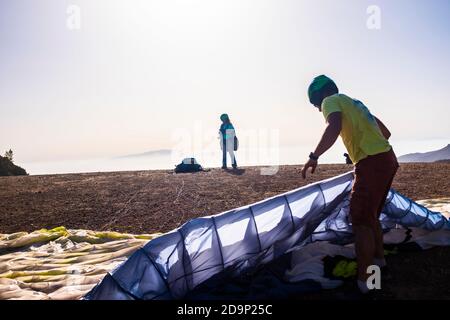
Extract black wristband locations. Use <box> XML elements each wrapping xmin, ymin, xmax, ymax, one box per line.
<box><xmin>309</xmin><ymin>152</ymin><xmax>319</xmax><ymax>161</ymax></box>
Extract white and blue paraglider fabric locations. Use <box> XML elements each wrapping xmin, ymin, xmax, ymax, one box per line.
<box><xmin>84</xmin><ymin>172</ymin><xmax>450</xmax><ymax>300</ymax></box>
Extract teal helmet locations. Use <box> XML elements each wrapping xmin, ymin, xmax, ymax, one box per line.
<box><xmin>308</xmin><ymin>75</ymin><xmax>338</xmax><ymax>106</ymax></box>
<box><xmin>220</xmin><ymin>113</ymin><xmax>229</xmax><ymax>121</ymax></box>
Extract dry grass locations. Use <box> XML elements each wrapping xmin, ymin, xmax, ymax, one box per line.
<box><xmin>0</xmin><ymin>163</ymin><xmax>449</xmax><ymax>234</ymax></box>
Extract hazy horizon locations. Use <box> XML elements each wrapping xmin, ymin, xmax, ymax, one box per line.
<box><xmin>16</xmin><ymin>138</ymin><xmax>449</xmax><ymax>175</ymax></box>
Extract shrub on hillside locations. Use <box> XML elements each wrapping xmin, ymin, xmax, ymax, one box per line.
<box><xmin>0</xmin><ymin>155</ymin><xmax>28</xmax><ymax>176</ymax></box>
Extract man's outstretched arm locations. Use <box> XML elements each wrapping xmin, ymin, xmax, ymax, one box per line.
<box><xmin>312</xmin><ymin>112</ymin><xmax>342</xmax><ymax>157</ymax></box>
<box><xmin>301</xmin><ymin>112</ymin><xmax>342</xmax><ymax>179</ymax></box>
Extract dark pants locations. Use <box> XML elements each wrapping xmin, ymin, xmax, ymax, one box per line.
<box><xmin>350</xmin><ymin>148</ymin><xmax>399</xmax><ymax>226</ymax></box>
<box><xmin>222</xmin><ymin>140</ymin><xmax>237</xmax><ymax>168</ymax></box>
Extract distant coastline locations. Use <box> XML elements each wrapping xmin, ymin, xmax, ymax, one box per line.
<box><xmin>15</xmin><ymin>139</ymin><xmax>450</xmax><ymax>175</ymax></box>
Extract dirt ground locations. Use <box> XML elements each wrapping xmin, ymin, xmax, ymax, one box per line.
<box><xmin>1</xmin><ymin>163</ymin><xmax>449</xmax><ymax>234</ymax></box>
<box><xmin>0</xmin><ymin>163</ymin><xmax>449</xmax><ymax>300</ymax></box>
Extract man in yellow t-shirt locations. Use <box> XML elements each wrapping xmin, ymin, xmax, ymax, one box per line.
<box><xmin>301</xmin><ymin>75</ymin><xmax>399</xmax><ymax>295</ymax></box>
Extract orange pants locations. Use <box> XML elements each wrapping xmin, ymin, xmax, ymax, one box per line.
<box><xmin>350</xmin><ymin>148</ymin><xmax>399</xmax><ymax>227</ymax></box>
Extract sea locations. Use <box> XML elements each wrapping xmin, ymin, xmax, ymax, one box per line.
<box><xmin>17</xmin><ymin>138</ymin><xmax>449</xmax><ymax>175</ymax></box>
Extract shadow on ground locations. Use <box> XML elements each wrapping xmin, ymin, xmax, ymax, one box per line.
<box><xmin>223</xmin><ymin>168</ymin><xmax>246</xmax><ymax>176</ymax></box>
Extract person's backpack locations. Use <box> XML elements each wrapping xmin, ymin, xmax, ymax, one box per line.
<box><xmin>343</xmin><ymin>153</ymin><xmax>352</xmax><ymax>165</ymax></box>
<box><xmin>174</xmin><ymin>158</ymin><xmax>203</xmax><ymax>173</ymax></box>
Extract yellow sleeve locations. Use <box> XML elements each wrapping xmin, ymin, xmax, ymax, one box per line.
<box><xmin>322</xmin><ymin>95</ymin><xmax>342</xmax><ymax>121</ymax></box>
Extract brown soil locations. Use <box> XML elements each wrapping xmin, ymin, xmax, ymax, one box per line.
<box><xmin>1</xmin><ymin>163</ymin><xmax>449</xmax><ymax>234</ymax></box>
<box><xmin>0</xmin><ymin>163</ymin><xmax>449</xmax><ymax>299</ymax></box>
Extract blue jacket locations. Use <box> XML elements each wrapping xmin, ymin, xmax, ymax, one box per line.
<box><xmin>220</xmin><ymin>123</ymin><xmax>235</xmax><ymax>140</ymax></box>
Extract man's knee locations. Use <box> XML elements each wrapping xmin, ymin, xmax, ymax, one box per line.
<box><xmin>351</xmin><ymin>214</ymin><xmax>377</xmax><ymax>228</ymax></box>
<box><xmin>350</xmin><ymin>199</ymin><xmax>378</xmax><ymax>230</ymax></box>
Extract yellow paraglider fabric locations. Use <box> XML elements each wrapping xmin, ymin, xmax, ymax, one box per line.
<box><xmin>0</xmin><ymin>227</ymin><xmax>160</xmax><ymax>300</ymax></box>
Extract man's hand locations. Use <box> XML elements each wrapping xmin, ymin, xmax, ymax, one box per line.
<box><xmin>301</xmin><ymin>159</ymin><xmax>318</xmax><ymax>179</ymax></box>
<box><xmin>300</xmin><ymin>112</ymin><xmax>340</xmax><ymax>179</ymax></box>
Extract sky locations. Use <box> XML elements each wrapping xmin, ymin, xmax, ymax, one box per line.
<box><xmin>1</xmin><ymin>0</ymin><xmax>449</xmax><ymax>170</ymax></box>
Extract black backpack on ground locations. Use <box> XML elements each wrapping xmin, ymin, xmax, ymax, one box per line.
<box><xmin>174</xmin><ymin>158</ymin><xmax>203</xmax><ymax>173</ymax></box>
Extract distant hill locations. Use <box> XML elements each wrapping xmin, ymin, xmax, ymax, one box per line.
<box><xmin>435</xmin><ymin>159</ymin><xmax>450</xmax><ymax>163</ymax></box>
<box><xmin>115</xmin><ymin>149</ymin><xmax>171</xmax><ymax>159</ymax></box>
<box><xmin>0</xmin><ymin>156</ymin><xmax>28</xmax><ymax>176</ymax></box>
<box><xmin>398</xmin><ymin>144</ymin><xmax>450</xmax><ymax>163</ymax></box>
